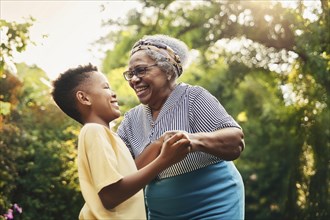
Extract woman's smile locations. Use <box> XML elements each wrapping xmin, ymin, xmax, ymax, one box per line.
<box><xmin>134</xmin><ymin>85</ymin><xmax>149</xmax><ymax>97</ymax></box>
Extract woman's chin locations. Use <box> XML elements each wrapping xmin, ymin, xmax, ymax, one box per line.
<box><xmin>137</xmin><ymin>95</ymin><xmax>150</xmax><ymax>105</ymax></box>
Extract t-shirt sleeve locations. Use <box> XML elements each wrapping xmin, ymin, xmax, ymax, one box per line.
<box><xmin>188</xmin><ymin>86</ymin><xmax>241</xmax><ymax>133</ymax></box>
<box><xmin>81</xmin><ymin>125</ymin><xmax>123</xmax><ymax>193</ymax></box>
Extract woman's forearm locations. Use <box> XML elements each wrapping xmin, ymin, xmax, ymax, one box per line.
<box><xmin>190</xmin><ymin>127</ymin><xmax>245</xmax><ymax>161</ymax></box>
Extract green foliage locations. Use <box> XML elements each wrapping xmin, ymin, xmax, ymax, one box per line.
<box><xmin>0</xmin><ymin>60</ymin><xmax>83</xmax><ymax>218</ymax></box>
<box><xmin>1</xmin><ymin>19</ymin><xmax>83</xmax><ymax>218</ymax></box>
<box><xmin>0</xmin><ymin>18</ymin><xmax>34</xmax><ymax>74</ymax></box>
<box><xmin>0</xmin><ymin>122</ymin><xmax>20</xmax><ymax>214</ymax></box>
<box><xmin>101</xmin><ymin>32</ymin><xmax>140</xmax><ymax>73</ymax></box>
<box><xmin>12</xmin><ymin>106</ymin><xmax>83</xmax><ymax>220</ymax></box>
<box><xmin>233</xmin><ymin>71</ymin><xmax>302</xmax><ymax>219</ymax></box>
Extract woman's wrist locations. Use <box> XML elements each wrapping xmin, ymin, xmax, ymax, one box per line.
<box><xmin>188</xmin><ymin>133</ymin><xmax>203</xmax><ymax>152</ymax></box>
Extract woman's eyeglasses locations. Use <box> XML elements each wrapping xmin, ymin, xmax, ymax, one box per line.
<box><xmin>123</xmin><ymin>64</ymin><xmax>157</xmax><ymax>81</ymax></box>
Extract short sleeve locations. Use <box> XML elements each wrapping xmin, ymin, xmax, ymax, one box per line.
<box><xmin>188</xmin><ymin>86</ymin><xmax>240</xmax><ymax>133</ymax></box>
<box><xmin>79</xmin><ymin>125</ymin><xmax>123</xmax><ymax>192</ymax></box>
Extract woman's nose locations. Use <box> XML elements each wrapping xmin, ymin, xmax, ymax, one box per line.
<box><xmin>130</xmin><ymin>74</ymin><xmax>141</xmax><ymax>83</ymax></box>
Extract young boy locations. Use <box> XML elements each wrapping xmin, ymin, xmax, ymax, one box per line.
<box><xmin>51</xmin><ymin>64</ymin><xmax>191</xmax><ymax>219</ymax></box>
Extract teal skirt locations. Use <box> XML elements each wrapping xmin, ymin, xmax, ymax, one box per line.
<box><xmin>145</xmin><ymin>161</ymin><xmax>244</xmax><ymax>220</ymax></box>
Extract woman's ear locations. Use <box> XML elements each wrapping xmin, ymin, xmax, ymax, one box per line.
<box><xmin>76</xmin><ymin>91</ymin><xmax>91</xmax><ymax>106</ymax></box>
<box><xmin>166</xmin><ymin>72</ymin><xmax>173</xmax><ymax>81</ymax></box>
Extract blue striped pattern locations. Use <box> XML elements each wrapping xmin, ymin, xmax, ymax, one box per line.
<box><xmin>117</xmin><ymin>83</ymin><xmax>241</xmax><ymax>179</ymax></box>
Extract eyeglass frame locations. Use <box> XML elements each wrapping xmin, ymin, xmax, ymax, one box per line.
<box><xmin>123</xmin><ymin>64</ymin><xmax>158</xmax><ymax>81</ymax></box>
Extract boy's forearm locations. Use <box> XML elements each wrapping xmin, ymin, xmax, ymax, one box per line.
<box><xmin>99</xmin><ymin>133</ymin><xmax>190</xmax><ymax>210</ymax></box>
<box><xmin>99</xmin><ymin>156</ymin><xmax>167</xmax><ymax>210</ymax></box>
<box><xmin>135</xmin><ymin>140</ymin><xmax>162</xmax><ymax>169</ymax></box>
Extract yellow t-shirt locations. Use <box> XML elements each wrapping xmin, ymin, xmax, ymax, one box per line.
<box><xmin>77</xmin><ymin>123</ymin><xmax>146</xmax><ymax>220</ymax></box>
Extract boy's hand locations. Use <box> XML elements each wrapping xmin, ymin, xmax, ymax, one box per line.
<box><xmin>162</xmin><ymin>130</ymin><xmax>201</xmax><ymax>152</ymax></box>
<box><xmin>158</xmin><ymin>133</ymin><xmax>191</xmax><ymax>166</ymax></box>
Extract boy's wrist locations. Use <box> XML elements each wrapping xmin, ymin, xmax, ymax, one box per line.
<box><xmin>149</xmin><ymin>140</ymin><xmax>162</xmax><ymax>153</ymax></box>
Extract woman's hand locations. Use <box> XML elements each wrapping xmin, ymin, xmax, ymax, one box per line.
<box><xmin>135</xmin><ymin>131</ymin><xmax>190</xmax><ymax>169</ymax></box>
<box><xmin>162</xmin><ymin>130</ymin><xmax>198</xmax><ymax>152</ymax></box>
<box><xmin>158</xmin><ymin>132</ymin><xmax>191</xmax><ymax>166</ymax></box>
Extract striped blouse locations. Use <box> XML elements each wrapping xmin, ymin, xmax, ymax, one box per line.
<box><xmin>117</xmin><ymin>82</ymin><xmax>241</xmax><ymax>179</ymax></box>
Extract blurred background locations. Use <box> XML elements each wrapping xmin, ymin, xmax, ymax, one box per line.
<box><xmin>0</xmin><ymin>0</ymin><xmax>329</xmax><ymax>219</ymax></box>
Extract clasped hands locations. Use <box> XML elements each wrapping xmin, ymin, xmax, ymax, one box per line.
<box><xmin>154</xmin><ymin>130</ymin><xmax>193</xmax><ymax>165</ymax></box>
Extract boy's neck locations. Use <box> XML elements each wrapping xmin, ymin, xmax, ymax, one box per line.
<box><xmin>83</xmin><ymin>118</ymin><xmax>110</xmax><ymax>128</ymax></box>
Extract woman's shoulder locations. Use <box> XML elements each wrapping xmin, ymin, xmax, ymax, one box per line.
<box><xmin>179</xmin><ymin>82</ymin><xmax>206</xmax><ymax>92</ymax></box>
<box><xmin>179</xmin><ymin>83</ymin><xmax>210</xmax><ymax>98</ymax></box>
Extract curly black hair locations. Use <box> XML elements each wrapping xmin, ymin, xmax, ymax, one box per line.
<box><xmin>51</xmin><ymin>63</ymin><xmax>98</xmax><ymax>124</ymax></box>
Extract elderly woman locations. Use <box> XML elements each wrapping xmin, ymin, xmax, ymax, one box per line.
<box><xmin>117</xmin><ymin>34</ymin><xmax>245</xmax><ymax>220</ymax></box>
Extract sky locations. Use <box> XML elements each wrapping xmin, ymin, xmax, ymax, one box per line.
<box><xmin>1</xmin><ymin>0</ymin><xmax>140</xmax><ymax>79</ymax></box>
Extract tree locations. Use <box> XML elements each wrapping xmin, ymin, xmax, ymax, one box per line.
<box><xmin>99</xmin><ymin>1</ymin><xmax>329</xmax><ymax>219</ymax></box>
<box><xmin>1</xmin><ymin>19</ymin><xmax>83</xmax><ymax>219</ymax></box>
<box><xmin>0</xmin><ymin>18</ymin><xmax>34</xmax><ymax>74</ymax></box>
<box><xmin>0</xmin><ymin>18</ymin><xmax>34</xmax><ymax>214</ymax></box>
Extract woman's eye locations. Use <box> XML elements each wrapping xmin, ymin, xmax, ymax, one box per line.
<box><xmin>135</xmin><ymin>67</ymin><xmax>145</xmax><ymax>74</ymax></box>
<box><xmin>127</xmin><ymin>73</ymin><xmax>134</xmax><ymax>78</ymax></box>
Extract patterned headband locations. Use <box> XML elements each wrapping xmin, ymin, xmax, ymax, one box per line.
<box><xmin>131</xmin><ymin>40</ymin><xmax>183</xmax><ymax>76</ymax></box>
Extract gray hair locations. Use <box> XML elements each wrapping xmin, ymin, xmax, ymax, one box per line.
<box><xmin>131</xmin><ymin>34</ymin><xmax>189</xmax><ymax>78</ymax></box>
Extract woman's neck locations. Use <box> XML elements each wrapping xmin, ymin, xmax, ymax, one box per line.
<box><xmin>149</xmin><ymin>82</ymin><xmax>177</xmax><ymax>120</ymax></box>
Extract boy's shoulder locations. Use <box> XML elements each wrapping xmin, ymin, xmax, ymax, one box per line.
<box><xmin>82</xmin><ymin>123</ymin><xmax>106</xmax><ymax>130</ymax></box>
<box><xmin>80</xmin><ymin>123</ymin><xmax>112</xmax><ymax>136</ymax></box>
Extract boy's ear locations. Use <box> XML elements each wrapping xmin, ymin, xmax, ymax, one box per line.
<box><xmin>76</xmin><ymin>91</ymin><xmax>91</xmax><ymax>106</ymax></box>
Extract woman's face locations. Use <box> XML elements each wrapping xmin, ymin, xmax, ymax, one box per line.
<box><xmin>127</xmin><ymin>50</ymin><xmax>175</xmax><ymax>110</ymax></box>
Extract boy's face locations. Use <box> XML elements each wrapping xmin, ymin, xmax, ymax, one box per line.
<box><xmin>82</xmin><ymin>71</ymin><xmax>120</xmax><ymax>125</ymax></box>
